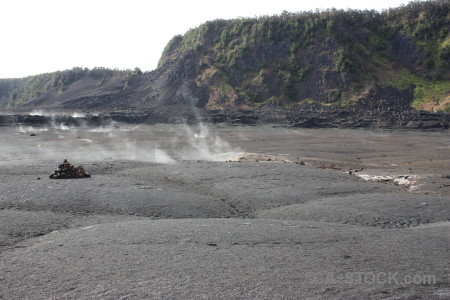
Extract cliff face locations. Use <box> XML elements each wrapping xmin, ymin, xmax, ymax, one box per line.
<box><xmin>0</xmin><ymin>0</ymin><xmax>449</xmax><ymax>117</ymax></box>
<box><xmin>157</xmin><ymin>0</ymin><xmax>450</xmax><ymax>112</ymax></box>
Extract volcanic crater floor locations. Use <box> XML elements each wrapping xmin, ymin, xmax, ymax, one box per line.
<box><xmin>0</xmin><ymin>124</ymin><xmax>449</xmax><ymax>299</ymax></box>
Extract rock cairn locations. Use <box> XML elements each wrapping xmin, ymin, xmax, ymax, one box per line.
<box><xmin>49</xmin><ymin>159</ymin><xmax>91</xmax><ymax>179</ymax></box>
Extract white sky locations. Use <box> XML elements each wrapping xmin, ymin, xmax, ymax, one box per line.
<box><xmin>0</xmin><ymin>0</ymin><xmax>413</xmax><ymax>78</ymax></box>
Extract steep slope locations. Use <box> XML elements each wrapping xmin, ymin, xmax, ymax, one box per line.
<box><xmin>0</xmin><ymin>68</ymin><xmax>134</xmax><ymax>109</ymax></box>
<box><xmin>0</xmin><ymin>0</ymin><xmax>449</xmax><ymax>117</ymax></box>
<box><xmin>157</xmin><ymin>0</ymin><xmax>450</xmax><ymax>112</ymax></box>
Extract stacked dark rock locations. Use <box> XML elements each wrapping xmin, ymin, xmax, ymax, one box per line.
<box><xmin>49</xmin><ymin>159</ymin><xmax>91</xmax><ymax>179</ymax></box>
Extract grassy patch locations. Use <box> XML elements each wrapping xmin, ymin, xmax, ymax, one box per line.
<box><xmin>413</xmin><ymin>81</ymin><xmax>450</xmax><ymax>111</ymax></box>
<box><xmin>381</xmin><ymin>68</ymin><xmax>450</xmax><ymax>111</ymax></box>
<box><xmin>286</xmin><ymin>98</ymin><xmax>318</xmax><ymax>107</ymax></box>
<box><xmin>255</xmin><ymin>96</ymin><xmax>281</xmax><ymax>107</ymax></box>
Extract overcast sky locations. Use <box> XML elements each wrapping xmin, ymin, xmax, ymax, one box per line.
<box><xmin>0</xmin><ymin>0</ymin><xmax>413</xmax><ymax>78</ymax></box>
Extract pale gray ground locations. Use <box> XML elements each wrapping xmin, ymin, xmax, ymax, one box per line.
<box><xmin>0</xmin><ymin>124</ymin><xmax>449</xmax><ymax>299</ymax></box>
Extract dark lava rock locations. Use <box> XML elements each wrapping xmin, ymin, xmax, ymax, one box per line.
<box><xmin>49</xmin><ymin>159</ymin><xmax>91</xmax><ymax>179</ymax></box>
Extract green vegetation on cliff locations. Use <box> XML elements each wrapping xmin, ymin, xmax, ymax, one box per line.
<box><xmin>0</xmin><ymin>0</ymin><xmax>448</xmax><ymax>112</ymax></box>
<box><xmin>0</xmin><ymin>67</ymin><xmax>138</xmax><ymax>109</ymax></box>
<box><xmin>159</xmin><ymin>0</ymin><xmax>450</xmax><ymax>111</ymax></box>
